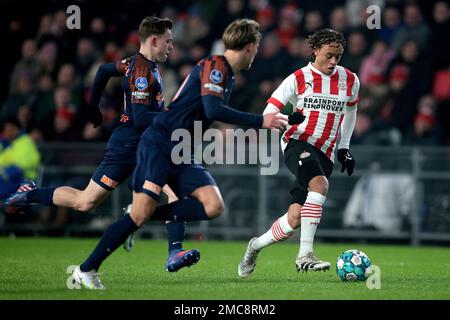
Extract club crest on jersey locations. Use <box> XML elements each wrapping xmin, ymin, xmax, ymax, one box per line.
<box><xmin>300</xmin><ymin>151</ymin><xmax>311</xmax><ymax>159</ymax></box>
<box><xmin>338</xmin><ymin>80</ymin><xmax>346</xmax><ymax>90</ymax></box>
<box><xmin>135</xmin><ymin>77</ymin><xmax>148</xmax><ymax>90</ymax></box>
<box><xmin>209</xmin><ymin>69</ymin><xmax>223</xmax><ymax>84</ymax></box>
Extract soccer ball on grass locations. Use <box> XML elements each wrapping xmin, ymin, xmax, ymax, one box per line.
<box><xmin>336</xmin><ymin>249</ymin><xmax>371</xmax><ymax>281</ymax></box>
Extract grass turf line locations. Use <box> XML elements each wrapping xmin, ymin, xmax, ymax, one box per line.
<box><xmin>0</xmin><ymin>237</ymin><xmax>449</xmax><ymax>300</ymax></box>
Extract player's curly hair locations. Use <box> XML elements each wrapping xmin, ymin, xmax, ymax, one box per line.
<box><xmin>307</xmin><ymin>29</ymin><xmax>346</xmax><ymax>59</ymax></box>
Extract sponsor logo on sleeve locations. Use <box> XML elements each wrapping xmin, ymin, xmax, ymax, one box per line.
<box><xmin>132</xmin><ymin>91</ymin><xmax>150</xmax><ymax>100</ymax></box>
<box><xmin>100</xmin><ymin>175</ymin><xmax>119</xmax><ymax>188</ymax></box>
<box><xmin>209</xmin><ymin>69</ymin><xmax>223</xmax><ymax>84</ymax></box>
<box><xmin>143</xmin><ymin>180</ymin><xmax>162</xmax><ymax>194</ymax></box>
<box><xmin>203</xmin><ymin>83</ymin><xmax>224</xmax><ymax>94</ymax></box>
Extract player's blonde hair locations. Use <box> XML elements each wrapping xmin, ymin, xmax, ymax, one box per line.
<box><xmin>138</xmin><ymin>16</ymin><xmax>173</xmax><ymax>43</ymax></box>
<box><xmin>222</xmin><ymin>19</ymin><xmax>261</xmax><ymax>50</ymax></box>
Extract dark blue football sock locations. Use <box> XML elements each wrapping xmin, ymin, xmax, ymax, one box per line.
<box><xmin>80</xmin><ymin>214</ymin><xmax>139</xmax><ymax>272</ymax></box>
<box><xmin>166</xmin><ymin>222</ymin><xmax>185</xmax><ymax>253</ymax></box>
<box><xmin>26</xmin><ymin>187</ymin><xmax>56</xmax><ymax>206</ymax></box>
<box><xmin>151</xmin><ymin>197</ymin><xmax>209</xmax><ymax>222</ymax></box>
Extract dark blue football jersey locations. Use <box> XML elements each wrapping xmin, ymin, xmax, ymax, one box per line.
<box><xmin>108</xmin><ymin>53</ymin><xmax>164</xmax><ymax>148</ymax></box>
<box><xmin>152</xmin><ymin>55</ymin><xmax>234</xmax><ymax>134</ymax></box>
<box><xmin>152</xmin><ymin>54</ymin><xmax>263</xmax><ymax>136</ymax></box>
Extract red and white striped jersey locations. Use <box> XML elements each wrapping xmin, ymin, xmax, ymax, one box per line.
<box><xmin>267</xmin><ymin>62</ymin><xmax>360</xmax><ymax>162</ymax></box>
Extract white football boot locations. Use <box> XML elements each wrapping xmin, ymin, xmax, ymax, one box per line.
<box><xmin>72</xmin><ymin>266</ymin><xmax>106</xmax><ymax>290</ymax></box>
<box><xmin>238</xmin><ymin>237</ymin><xmax>260</xmax><ymax>278</ymax></box>
<box><xmin>122</xmin><ymin>204</ymin><xmax>135</xmax><ymax>252</ymax></box>
<box><xmin>295</xmin><ymin>252</ymin><xmax>331</xmax><ymax>272</ymax></box>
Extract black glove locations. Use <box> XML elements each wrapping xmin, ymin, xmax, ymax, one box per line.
<box><xmin>88</xmin><ymin>105</ymin><xmax>103</xmax><ymax>128</ymax></box>
<box><xmin>337</xmin><ymin>149</ymin><xmax>355</xmax><ymax>176</ymax></box>
<box><xmin>288</xmin><ymin>112</ymin><xmax>306</xmax><ymax>125</ymax></box>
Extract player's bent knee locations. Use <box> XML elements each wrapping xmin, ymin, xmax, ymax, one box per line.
<box><xmin>308</xmin><ymin>176</ymin><xmax>329</xmax><ymax>195</ymax></box>
<box><xmin>130</xmin><ymin>214</ymin><xmax>146</xmax><ymax>227</ymax></box>
<box><xmin>74</xmin><ymin>199</ymin><xmax>98</xmax><ymax>212</ymax></box>
<box><xmin>203</xmin><ymin>199</ymin><xmax>225</xmax><ymax>219</ymax></box>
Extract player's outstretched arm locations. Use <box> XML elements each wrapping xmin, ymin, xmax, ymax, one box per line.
<box><xmin>262</xmin><ymin>112</ymin><xmax>288</xmax><ymax>130</ymax></box>
<box><xmin>89</xmin><ymin>59</ymin><xmax>130</xmax><ymax>127</ymax></box>
<box><xmin>202</xmin><ymin>95</ymin><xmax>286</xmax><ymax>130</ymax></box>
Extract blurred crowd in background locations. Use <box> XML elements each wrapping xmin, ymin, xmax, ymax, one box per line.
<box><xmin>1</xmin><ymin>0</ymin><xmax>450</xmax><ymax>149</ymax></box>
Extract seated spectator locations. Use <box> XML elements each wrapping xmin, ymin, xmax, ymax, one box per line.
<box><xmin>34</xmin><ymin>87</ymin><xmax>81</xmax><ymax>141</ymax></box>
<box><xmin>2</xmin><ymin>73</ymin><xmax>33</xmax><ymax>119</ymax></box>
<box><xmin>249</xmin><ymin>32</ymin><xmax>290</xmax><ymax>81</ymax></box>
<box><xmin>30</xmin><ymin>74</ymin><xmax>55</xmax><ymax>131</ymax></box>
<box><xmin>56</xmin><ymin>63</ymin><xmax>82</xmax><ymax>107</ymax></box>
<box><xmin>429</xmin><ymin>1</ymin><xmax>450</xmax><ymax>70</ymax></box>
<box><xmin>391</xmin><ymin>3</ymin><xmax>430</xmax><ymax>51</ymax></box>
<box><xmin>9</xmin><ymin>39</ymin><xmax>40</xmax><ymax>95</ymax></box>
<box><xmin>76</xmin><ymin>38</ymin><xmax>99</xmax><ymax>80</ymax></box>
<box><xmin>378</xmin><ymin>6</ymin><xmax>402</xmax><ymax>46</ymax></box>
<box><xmin>276</xmin><ymin>3</ymin><xmax>301</xmax><ymax>49</ymax></box>
<box><xmin>255</xmin><ymin>6</ymin><xmax>276</xmax><ymax>34</ymax></box>
<box><xmin>302</xmin><ymin>11</ymin><xmax>323</xmax><ymax>37</ymax></box>
<box><xmin>340</xmin><ymin>31</ymin><xmax>367</xmax><ymax>74</ymax></box>
<box><xmin>37</xmin><ymin>41</ymin><xmax>58</xmax><ymax>79</ymax></box>
<box><xmin>403</xmin><ymin>95</ymin><xmax>444</xmax><ymax>146</ymax></box>
<box><xmin>432</xmin><ymin>70</ymin><xmax>450</xmax><ymax>102</ymax></box>
<box><xmin>0</xmin><ymin>117</ymin><xmax>41</xmax><ymax>199</ymax></box>
<box><xmin>359</xmin><ymin>40</ymin><xmax>395</xmax><ymax>87</ymax></box>
<box><xmin>329</xmin><ymin>7</ymin><xmax>350</xmax><ymax>35</ymax></box>
<box><xmin>286</xmin><ymin>37</ymin><xmax>312</xmax><ymax>72</ymax></box>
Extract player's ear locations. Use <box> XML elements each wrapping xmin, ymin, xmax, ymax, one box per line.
<box><xmin>313</xmin><ymin>47</ymin><xmax>320</xmax><ymax>60</ymax></box>
<box><xmin>150</xmin><ymin>35</ymin><xmax>158</xmax><ymax>48</ymax></box>
<box><xmin>245</xmin><ymin>42</ymin><xmax>255</xmax><ymax>54</ymax></box>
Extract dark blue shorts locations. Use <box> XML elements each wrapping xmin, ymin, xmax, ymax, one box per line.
<box><xmin>91</xmin><ymin>143</ymin><xmax>137</xmax><ymax>191</ymax></box>
<box><xmin>131</xmin><ymin>130</ymin><xmax>216</xmax><ymax>201</ymax></box>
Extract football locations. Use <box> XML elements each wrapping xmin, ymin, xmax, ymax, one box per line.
<box><xmin>336</xmin><ymin>249</ymin><xmax>371</xmax><ymax>281</ymax></box>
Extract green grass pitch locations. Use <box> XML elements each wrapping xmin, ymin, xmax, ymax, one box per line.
<box><xmin>0</xmin><ymin>237</ymin><xmax>449</xmax><ymax>300</ymax></box>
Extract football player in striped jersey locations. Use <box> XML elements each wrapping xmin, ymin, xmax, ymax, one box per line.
<box><xmin>239</xmin><ymin>28</ymin><xmax>359</xmax><ymax>277</ymax></box>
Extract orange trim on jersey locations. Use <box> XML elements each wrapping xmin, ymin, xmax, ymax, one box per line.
<box><xmin>143</xmin><ymin>180</ymin><xmax>162</xmax><ymax>194</ymax></box>
<box><xmin>267</xmin><ymin>97</ymin><xmax>284</xmax><ymax>110</ymax></box>
<box><xmin>100</xmin><ymin>175</ymin><xmax>119</xmax><ymax>189</ymax></box>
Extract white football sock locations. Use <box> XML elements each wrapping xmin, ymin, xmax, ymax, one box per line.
<box><xmin>252</xmin><ymin>212</ymin><xmax>296</xmax><ymax>251</ymax></box>
<box><xmin>298</xmin><ymin>191</ymin><xmax>326</xmax><ymax>257</ymax></box>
